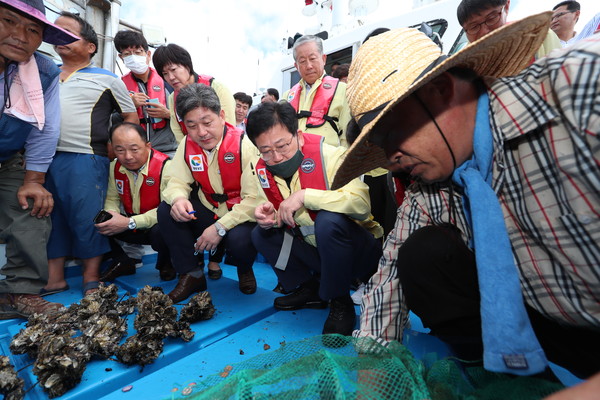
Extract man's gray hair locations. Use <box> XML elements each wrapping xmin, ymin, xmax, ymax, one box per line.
<box><xmin>292</xmin><ymin>35</ymin><xmax>324</xmax><ymax>61</ymax></box>
<box><xmin>175</xmin><ymin>83</ymin><xmax>222</xmax><ymax>121</ymax></box>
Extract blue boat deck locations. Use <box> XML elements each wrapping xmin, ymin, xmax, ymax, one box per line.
<box><xmin>0</xmin><ymin>247</ymin><xmax>581</xmax><ymax>399</ymax></box>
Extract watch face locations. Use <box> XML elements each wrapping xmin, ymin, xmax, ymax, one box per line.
<box><xmin>218</xmin><ymin>228</ymin><xmax>226</xmax><ymax>237</ymax></box>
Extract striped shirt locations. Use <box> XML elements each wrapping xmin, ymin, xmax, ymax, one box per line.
<box><xmin>355</xmin><ymin>36</ymin><xmax>600</xmax><ymax>344</ymax></box>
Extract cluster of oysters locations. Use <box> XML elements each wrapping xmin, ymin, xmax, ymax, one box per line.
<box><xmin>5</xmin><ymin>284</ymin><xmax>216</xmax><ymax>398</ymax></box>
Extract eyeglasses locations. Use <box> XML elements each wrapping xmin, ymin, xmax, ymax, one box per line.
<box><xmin>552</xmin><ymin>11</ymin><xmax>575</xmax><ymax>21</ymax></box>
<box><xmin>258</xmin><ymin>137</ymin><xmax>295</xmax><ymax>161</ymax></box>
<box><xmin>120</xmin><ymin>49</ymin><xmax>147</xmax><ymax>57</ymax></box>
<box><xmin>465</xmin><ymin>5</ymin><xmax>505</xmax><ymax>36</ymax></box>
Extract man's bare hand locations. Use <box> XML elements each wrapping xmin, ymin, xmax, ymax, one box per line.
<box><xmin>171</xmin><ymin>198</ymin><xmax>195</xmax><ymax>222</ymax></box>
<box><xmin>255</xmin><ymin>202</ymin><xmax>277</xmax><ymax>229</ymax></box>
<box><xmin>130</xmin><ymin>92</ymin><xmax>149</xmax><ymax>108</ymax></box>
<box><xmin>18</xmin><ymin>171</ymin><xmax>53</xmax><ymax>217</ymax></box>
<box><xmin>95</xmin><ymin>210</ymin><xmax>129</xmax><ymax>235</ymax></box>
<box><xmin>194</xmin><ymin>225</ymin><xmax>223</xmax><ymax>253</ymax></box>
<box><xmin>145</xmin><ymin>100</ymin><xmax>171</xmax><ymax>120</ymax></box>
<box><xmin>277</xmin><ymin>189</ymin><xmax>305</xmax><ymax>228</ymax></box>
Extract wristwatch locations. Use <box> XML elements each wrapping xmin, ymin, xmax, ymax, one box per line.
<box><xmin>214</xmin><ymin>221</ymin><xmax>227</xmax><ymax>237</ymax></box>
<box><xmin>128</xmin><ymin>217</ymin><xmax>137</xmax><ymax>230</ymax></box>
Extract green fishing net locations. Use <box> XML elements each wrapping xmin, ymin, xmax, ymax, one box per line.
<box><xmin>186</xmin><ymin>335</ymin><xmax>564</xmax><ymax>400</ymax></box>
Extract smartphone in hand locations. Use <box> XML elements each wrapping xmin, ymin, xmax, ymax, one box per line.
<box><xmin>146</xmin><ymin>98</ymin><xmax>162</xmax><ymax>124</ymax></box>
<box><xmin>93</xmin><ymin>210</ymin><xmax>113</xmax><ymax>224</ymax></box>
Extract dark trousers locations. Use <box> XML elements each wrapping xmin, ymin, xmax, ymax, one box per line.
<box><xmin>109</xmin><ymin>224</ymin><xmax>170</xmax><ymax>266</ymax></box>
<box><xmin>251</xmin><ymin>211</ymin><xmax>382</xmax><ymax>300</ymax></box>
<box><xmin>364</xmin><ymin>174</ymin><xmax>397</xmax><ymax>237</ymax></box>
<box><xmin>398</xmin><ymin>225</ymin><xmax>600</xmax><ymax>379</ymax></box>
<box><xmin>157</xmin><ymin>200</ymin><xmax>257</xmax><ymax>275</ymax></box>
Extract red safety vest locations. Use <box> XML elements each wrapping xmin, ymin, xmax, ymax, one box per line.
<box><xmin>184</xmin><ymin>122</ymin><xmax>243</xmax><ymax>210</ymax></box>
<box><xmin>255</xmin><ymin>133</ymin><xmax>327</xmax><ymax>220</ymax></box>
<box><xmin>287</xmin><ymin>76</ymin><xmax>340</xmax><ymax>134</ymax></box>
<box><xmin>174</xmin><ymin>74</ymin><xmax>214</xmax><ymax>135</ymax></box>
<box><xmin>114</xmin><ymin>149</ymin><xmax>170</xmax><ymax>216</ymax></box>
<box><xmin>122</xmin><ymin>68</ymin><xmax>167</xmax><ymax>130</ymax></box>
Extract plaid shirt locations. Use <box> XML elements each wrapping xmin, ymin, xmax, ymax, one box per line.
<box><xmin>355</xmin><ymin>36</ymin><xmax>600</xmax><ymax>344</ymax></box>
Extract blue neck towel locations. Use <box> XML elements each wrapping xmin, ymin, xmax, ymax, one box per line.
<box><xmin>451</xmin><ymin>91</ymin><xmax>547</xmax><ymax>375</ymax></box>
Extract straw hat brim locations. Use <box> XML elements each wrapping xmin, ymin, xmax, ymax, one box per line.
<box><xmin>331</xmin><ymin>12</ymin><xmax>552</xmax><ymax>190</ymax></box>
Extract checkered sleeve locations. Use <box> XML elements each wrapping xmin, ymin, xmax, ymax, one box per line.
<box><xmin>354</xmin><ymin>183</ymin><xmax>471</xmax><ymax>345</ymax></box>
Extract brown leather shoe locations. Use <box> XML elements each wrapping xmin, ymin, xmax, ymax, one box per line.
<box><xmin>100</xmin><ymin>260</ymin><xmax>136</xmax><ymax>282</ymax></box>
<box><xmin>0</xmin><ymin>293</ymin><xmax>64</xmax><ymax>320</ymax></box>
<box><xmin>156</xmin><ymin>262</ymin><xmax>177</xmax><ymax>281</ymax></box>
<box><xmin>237</xmin><ymin>269</ymin><xmax>257</xmax><ymax>295</ymax></box>
<box><xmin>167</xmin><ymin>274</ymin><xmax>207</xmax><ymax>303</ymax></box>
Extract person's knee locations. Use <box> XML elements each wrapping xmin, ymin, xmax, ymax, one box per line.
<box><xmin>250</xmin><ymin>224</ymin><xmax>267</xmax><ymax>248</ymax></box>
<box><xmin>157</xmin><ymin>201</ymin><xmax>171</xmax><ymax>223</ymax></box>
<box><xmin>314</xmin><ymin>211</ymin><xmax>348</xmax><ymax>238</ymax></box>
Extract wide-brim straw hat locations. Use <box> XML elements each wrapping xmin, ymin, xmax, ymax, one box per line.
<box><xmin>0</xmin><ymin>0</ymin><xmax>79</xmax><ymax>45</ymax></box>
<box><xmin>331</xmin><ymin>12</ymin><xmax>552</xmax><ymax>190</ymax></box>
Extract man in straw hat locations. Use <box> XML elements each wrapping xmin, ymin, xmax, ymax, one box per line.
<box><xmin>0</xmin><ymin>0</ymin><xmax>78</xmax><ymax>318</ymax></box>
<box><xmin>332</xmin><ymin>12</ymin><xmax>599</xmax><ymax>387</ymax></box>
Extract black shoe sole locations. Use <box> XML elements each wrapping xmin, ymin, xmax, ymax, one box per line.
<box><xmin>274</xmin><ymin>300</ymin><xmax>328</xmax><ymax>311</ymax></box>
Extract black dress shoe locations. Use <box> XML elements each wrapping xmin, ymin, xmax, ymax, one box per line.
<box><xmin>100</xmin><ymin>260</ymin><xmax>136</xmax><ymax>281</ymax></box>
<box><xmin>322</xmin><ymin>295</ymin><xmax>356</xmax><ymax>336</ymax></box>
<box><xmin>207</xmin><ymin>268</ymin><xmax>222</xmax><ymax>280</ymax></box>
<box><xmin>156</xmin><ymin>262</ymin><xmax>176</xmax><ymax>281</ymax></box>
<box><xmin>167</xmin><ymin>274</ymin><xmax>207</xmax><ymax>304</ymax></box>
<box><xmin>237</xmin><ymin>269</ymin><xmax>256</xmax><ymax>294</ymax></box>
<box><xmin>274</xmin><ymin>279</ymin><xmax>327</xmax><ymax>310</ymax></box>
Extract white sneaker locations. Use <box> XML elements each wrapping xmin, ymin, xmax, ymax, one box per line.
<box><xmin>351</xmin><ymin>283</ymin><xmax>365</xmax><ymax>305</ymax></box>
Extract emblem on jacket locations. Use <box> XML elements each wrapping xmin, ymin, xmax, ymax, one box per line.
<box><xmin>189</xmin><ymin>155</ymin><xmax>204</xmax><ymax>172</ymax></box>
<box><xmin>116</xmin><ymin>179</ymin><xmax>124</xmax><ymax>195</ymax></box>
<box><xmin>301</xmin><ymin>158</ymin><xmax>315</xmax><ymax>173</ymax></box>
<box><xmin>257</xmin><ymin>168</ymin><xmax>270</xmax><ymax>188</ymax></box>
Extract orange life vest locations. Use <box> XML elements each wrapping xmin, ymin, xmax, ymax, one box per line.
<box><xmin>184</xmin><ymin>122</ymin><xmax>243</xmax><ymax>210</ymax></box>
<box><xmin>174</xmin><ymin>74</ymin><xmax>214</xmax><ymax>135</ymax></box>
<box><xmin>255</xmin><ymin>133</ymin><xmax>327</xmax><ymax>220</ymax></box>
<box><xmin>287</xmin><ymin>76</ymin><xmax>340</xmax><ymax>134</ymax></box>
<box><xmin>114</xmin><ymin>149</ymin><xmax>170</xmax><ymax>216</ymax></box>
<box><xmin>122</xmin><ymin>68</ymin><xmax>167</xmax><ymax>130</ymax></box>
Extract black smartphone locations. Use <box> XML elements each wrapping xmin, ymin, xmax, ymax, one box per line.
<box><xmin>93</xmin><ymin>210</ymin><xmax>113</xmax><ymax>224</ymax></box>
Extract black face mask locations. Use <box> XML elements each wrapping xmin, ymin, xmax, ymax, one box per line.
<box><xmin>266</xmin><ymin>149</ymin><xmax>304</xmax><ymax>179</ymax></box>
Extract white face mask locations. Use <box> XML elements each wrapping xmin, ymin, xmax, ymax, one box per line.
<box><xmin>123</xmin><ymin>54</ymin><xmax>149</xmax><ymax>74</ymax></box>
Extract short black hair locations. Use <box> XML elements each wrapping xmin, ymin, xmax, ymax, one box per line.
<box><xmin>246</xmin><ymin>102</ymin><xmax>298</xmax><ymax>145</ymax></box>
<box><xmin>266</xmin><ymin>88</ymin><xmax>279</xmax><ymax>101</ymax></box>
<box><xmin>110</xmin><ymin>122</ymin><xmax>147</xmax><ymax>143</ymax></box>
<box><xmin>332</xmin><ymin>63</ymin><xmax>349</xmax><ymax>79</ymax></box>
<box><xmin>552</xmin><ymin>0</ymin><xmax>580</xmax><ymax>12</ymax></box>
<box><xmin>234</xmin><ymin>92</ymin><xmax>253</xmax><ymax>107</ymax></box>
<box><xmin>152</xmin><ymin>43</ymin><xmax>194</xmax><ymax>78</ymax></box>
<box><xmin>114</xmin><ymin>30</ymin><xmax>149</xmax><ymax>52</ymax></box>
<box><xmin>59</xmin><ymin>11</ymin><xmax>98</xmax><ymax>57</ymax></box>
<box><xmin>456</xmin><ymin>0</ymin><xmax>508</xmax><ymax>26</ymax></box>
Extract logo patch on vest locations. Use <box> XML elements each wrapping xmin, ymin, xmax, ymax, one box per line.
<box><xmin>287</xmin><ymin>91</ymin><xmax>296</xmax><ymax>102</ymax></box>
<box><xmin>257</xmin><ymin>168</ymin><xmax>270</xmax><ymax>188</ymax></box>
<box><xmin>189</xmin><ymin>154</ymin><xmax>204</xmax><ymax>172</ymax></box>
<box><xmin>323</xmin><ymin>83</ymin><xmax>332</xmax><ymax>89</ymax></box>
<box><xmin>300</xmin><ymin>158</ymin><xmax>316</xmax><ymax>173</ymax></box>
<box><xmin>152</xmin><ymin>85</ymin><xmax>161</xmax><ymax>91</ymax></box>
<box><xmin>146</xmin><ymin>177</ymin><xmax>155</xmax><ymax>186</ymax></box>
<box><xmin>115</xmin><ymin>179</ymin><xmax>124</xmax><ymax>195</ymax></box>
<box><xmin>223</xmin><ymin>152</ymin><xmax>235</xmax><ymax>164</ymax></box>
